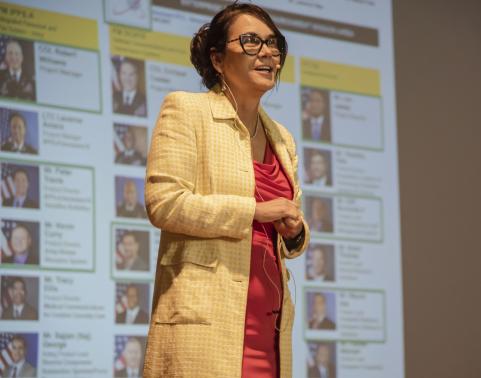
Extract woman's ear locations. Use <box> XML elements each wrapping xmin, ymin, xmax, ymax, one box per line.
<box><xmin>210</xmin><ymin>48</ymin><xmax>223</xmax><ymax>75</ymax></box>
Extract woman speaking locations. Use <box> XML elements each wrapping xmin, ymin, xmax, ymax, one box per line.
<box><xmin>143</xmin><ymin>3</ymin><xmax>310</xmax><ymax>377</ymax></box>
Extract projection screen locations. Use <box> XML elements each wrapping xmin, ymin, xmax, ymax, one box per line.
<box><xmin>0</xmin><ymin>1</ymin><xmax>403</xmax><ymax>377</ymax></box>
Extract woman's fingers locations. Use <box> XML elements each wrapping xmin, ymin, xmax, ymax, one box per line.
<box><xmin>254</xmin><ymin>198</ymin><xmax>301</xmax><ymax>223</ymax></box>
<box><xmin>274</xmin><ymin>217</ymin><xmax>303</xmax><ymax>239</ymax></box>
<box><xmin>285</xmin><ymin>217</ymin><xmax>303</xmax><ymax>238</ymax></box>
<box><xmin>283</xmin><ymin>217</ymin><xmax>299</xmax><ymax>227</ymax></box>
<box><xmin>282</xmin><ymin>199</ymin><xmax>301</xmax><ymax>219</ymax></box>
<box><xmin>273</xmin><ymin>220</ymin><xmax>288</xmax><ymax>236</ymax></box>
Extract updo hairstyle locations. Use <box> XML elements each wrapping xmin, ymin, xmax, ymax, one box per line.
<box><xmin>190</xmin><ymin>2</ymin><xmax>288</xmax><ymax>89</ymax></box>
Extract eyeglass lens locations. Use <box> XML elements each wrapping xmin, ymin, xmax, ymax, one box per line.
<box><xmin>240</xmin><ymin>34</ymin><xmax>282</xmax><ymax>56</ymax></box>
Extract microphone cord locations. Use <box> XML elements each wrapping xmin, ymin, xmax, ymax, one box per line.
<box><xmin>255</xmin><ymin>184</ymin><xmax>296</xmax><ymax>333</ymax></box>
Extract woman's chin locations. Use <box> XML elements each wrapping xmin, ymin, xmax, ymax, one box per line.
<box><xmin>234</xmin><ymin>77</ymin><xmax>275</xmax><ymax>97</ymax></box>
<box><xmin>252</xmin><ymin>79</ymin><xmax>276</xmax><ymax>94</ymax></box>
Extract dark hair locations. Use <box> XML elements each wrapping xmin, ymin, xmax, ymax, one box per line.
<box><xmin>13</xmin><ymin>168</ymin><xmax>29</xmax><ymax>181</ymax></box>
<box><xmin>12</xmin><ymin>335</ymin><xmax>27</xmax><ymax>349</ymax></box>
<box><xmin>119</xmin><ymin>58</ymin><xmax>138</xmax><ymax>73</ymax></box>
<box><xmin>10</xmin><ymin>276</ymin><xmax>27</xmax><ymax>291</ymax></box>
<box><xmin>190</xmin><ymin>2</ymin><xmax>288</xmax><ymax>89</ymax></box>
<box><xmin>121</xmin><ymin>231</ymin><xmax>138</xmax><ymax>242</ymax></box>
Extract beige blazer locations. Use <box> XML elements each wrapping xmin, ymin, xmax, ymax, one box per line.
<box><xmin>143</xmin><ymin>86</ymin><xmax>310</xmax><ymax>378</ymax></box>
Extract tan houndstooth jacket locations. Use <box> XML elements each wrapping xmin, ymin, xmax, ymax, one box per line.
<box><xmin>143</xmin><ymin>85</ymin><xmax>310</xmax><ymax>378</ymax></box>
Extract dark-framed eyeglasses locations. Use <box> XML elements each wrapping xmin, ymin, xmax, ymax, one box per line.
<box><xmin>227</xmin><ymin>33</ymin><xmax>285</xmax><ymax>57</ymax></box>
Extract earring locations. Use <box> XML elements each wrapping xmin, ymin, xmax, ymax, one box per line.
<box><xmin>218</xmin><ymin>72</ymin><xmax>227</xmax><ymax>92</ymax></box>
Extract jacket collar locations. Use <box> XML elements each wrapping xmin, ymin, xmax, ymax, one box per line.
<box><xmin>260</xmin><ymin>108</ymin><xmax>296</xmax><ymax>192</ymax></box>
<box><xmin>207</xmin><ymin>85</ymin><xmax>237</xmax><ymax>120</ymax></box>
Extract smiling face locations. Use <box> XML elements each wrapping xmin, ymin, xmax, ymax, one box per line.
<box><xmin>315</xmin><ymin>344</ymin><xmax>330</xmax><ymax>366</ymax></box>
<box><xmin>11</xmin><ymin>226</ymin><xmax>31</xmax><ymax>255</ymax></box>
<box><xmin>11</xmin><ymin>280</ymin><xmax>26</xmax><ymax>305</ymax></box>
<box><xmin>309</xmin><ymin>152</ymin><xmax>327</xmax><ymax>181</ymax></box>
<box><xmin>5</xmin><ymin>41</ymin><xmax>23</xmax><ymax>71</ymax></box>
<box><xmin>123</xmin><ymin>338</ymin><xmax>142</xmax><ymax>369</ymax></box>
<box><xmin>122</xmin><ymin>234</ymin><xmax>139</xmax><ymax>261</ymax></box>
<box><xmin>13</xmin><ymin>171</ymin><xmax>29</xmax><ymax>197</ymax></box>
<box><xmin>123</xmin><ymin>181</ymin><xmax>138</xmax><ymax>207</ymax></box>
<box><xmin>10</xmin><ymin>115</ymin><xmax>26</xmax><ymax>145</ymax></box>
<box><xmin>307</xmin><ymin>90</ymin><xmax>327</xmax><ymax>118</ymax></box>
<box><xmin>119</xmin><ymin>61</ymin><xmax>138</xmax><ymax>92</ymax></box>
<box><xmin>126</xmin><ymin>286</ymin><xmax>139</xmax><ymax>309</ymax></box>
<box><xmin>311</xmin><ymin>247</ymin><xmax>326</xmax><ymax>275</ymax></box>
<box><xmin>311</xmin><ymin>198</ymin><xmax>328</xmax><ymax>221</ymax></box>
<box><xmin>212</xmin><ymin>14</ymin><xmax>281</xmax><ymax>99</ymax></box>
<box><xmin>123</xmin><ymin>129</ymin><xmax>135</xmax><ymax>150</ymax></box>
<box><xmin>313</xmin><ymin>293</ymin><xmax>327</xmax><ymax>318</ymax></box>
<box><xmin>11</xmin><ymin>338</ymin><xmax>26</xmax><ymax>363</ymax></box>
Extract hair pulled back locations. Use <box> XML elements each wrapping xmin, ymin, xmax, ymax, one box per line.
<box><xmin>190</xmin><ymin>2</ymin><xmax>287</xmax><ymax>89</ymax></box>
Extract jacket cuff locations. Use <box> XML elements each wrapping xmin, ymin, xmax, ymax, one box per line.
<box><xmin>280</xmin><ymin>218</ymin><xmax>310</xmax><ymax>259</ymax></box>
<box><xmin>283</xmin><ymin>226</ymin><xmax>305</xmax><ymax>251</ymax></box>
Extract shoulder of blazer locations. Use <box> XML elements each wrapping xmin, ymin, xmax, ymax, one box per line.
<box><xmin>164</xmin><ymin>87</ymin><xmax>237</xmax><ymax>122</ymax></box>
<box><xmin>161</xmin><ymin>90</ymin><xmax>220</xmax><ymax>124</ymax></box>
<box><xmin>157</xmin><ymin>91</ymin><xmax>209</xmax><ymax>132</ymax></box>
<box><xmin>163</xmin><ymin>90</ymin><xmax>210</xmax><ymax>108</ymax></box>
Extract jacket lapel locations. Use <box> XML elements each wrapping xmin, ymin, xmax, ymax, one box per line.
<box><xmin>259</xmin><ymin>107</ymin><xmax>296</xmax><ymax>193</ymax></box>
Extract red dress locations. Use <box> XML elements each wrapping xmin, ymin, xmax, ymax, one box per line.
<box><xmin>242</xmin><ymin>142</ymin><xmax>293</xmax><ymax>378</ymax></box>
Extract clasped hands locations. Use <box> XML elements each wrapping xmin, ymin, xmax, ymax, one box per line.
<box><xmin>254</xmin><ymin>197</ymin><xmax>304</xmax><ymax>240</ymax></box>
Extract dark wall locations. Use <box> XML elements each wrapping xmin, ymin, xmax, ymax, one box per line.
<box><xmin>394</xmin><ymin>1</ymin><xmax>481</xmax><ymax>377</ymax></box>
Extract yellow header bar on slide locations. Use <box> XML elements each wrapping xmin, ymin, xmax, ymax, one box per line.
<box><xmin>281</xmin><ymin>55</ymin><xmax>295</xmax><ymax>84</ymax></box>
<box><xmin>301</xmin><ymin>57</ymin><xmax>380</xmax><ymax>96</ymax></box>
<box><xmin>110</xmin><ymin>25</ymin><xmax>295</xmax><ymax>83</ymax></box>
<box><xmin>110</xmin><ymin>25</ymin><xmax>191</xmax><ymax>66</ymax></box>
<box><xmin>0</xmin><ymin>2</ymin><xmax>98</xmax><ymax>50</ymax></box>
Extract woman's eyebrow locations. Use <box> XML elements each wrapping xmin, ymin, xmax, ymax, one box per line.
<box><xmin>243</xmin><ymin>31</ymin><xmax>277</xmax><ymax>38</ymax></box>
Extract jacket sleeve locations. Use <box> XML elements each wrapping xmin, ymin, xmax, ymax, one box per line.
<box><xmin>280</xmin><ymin>130</ymin><xmax>310</xmax><ymax>259</ymax></box>
<box><xmin>145</xmin><ymin>92</ymin><xmax>256</xmax><ymax>239</ymax></box>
